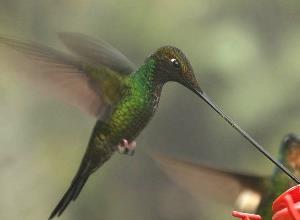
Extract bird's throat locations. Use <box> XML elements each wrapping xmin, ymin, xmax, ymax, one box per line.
<box><xmin>130</xmin><ymin>58</ymin><xmax>164</xmax><ymax>92</ymax></box>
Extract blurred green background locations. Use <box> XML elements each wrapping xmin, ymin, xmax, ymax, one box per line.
<box><xmin>0</xmin><ymin>0</ymin><xmax>300</xmax><ymax>219</ymax></box>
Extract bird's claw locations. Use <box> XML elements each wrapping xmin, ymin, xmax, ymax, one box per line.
<box><xmin>117</xmin><ymin>139</ymin><xmax>136</xmax><ymax>156</ymax></box>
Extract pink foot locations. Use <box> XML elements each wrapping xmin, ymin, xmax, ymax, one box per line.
<box><xmin>117</xmin><ymin>139</ymin><xmax>136</xmax><ymax>156</ymax></box>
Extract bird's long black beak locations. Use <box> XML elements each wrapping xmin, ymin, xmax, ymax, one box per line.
<box><xmin>189</xmin><ymin>84</ymin><xmax>300</xmax><ymax>184</ymax></box>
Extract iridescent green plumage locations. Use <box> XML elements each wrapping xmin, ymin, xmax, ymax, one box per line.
<box><xmin>49</xmin><ymin>53</ymin><xmax>168</xmax><ymax>218</ymax></box>
<box><xmin>0</xmin><ymin>34</ymin><xmax>198</xmax><ymax>218</ymax></box>
<box><xmin>1</xmin><ymin>32</ymin><xmax>292</xmax><ymax>220</ymax></box>
<box><xmin>107</xmin><ymin>58</ymin><xmax>161</xmax><ymax>143</ymax></box>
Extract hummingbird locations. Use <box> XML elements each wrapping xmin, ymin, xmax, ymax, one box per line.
<box><xmin>152</xmin><ymin>133</ymin><xmax>300</xmax><ymax>219</ymax></box>
<box><xmin>0</xmin><ymin>33</ymin><xmax>298</xmax><ymax>219</ymax></box>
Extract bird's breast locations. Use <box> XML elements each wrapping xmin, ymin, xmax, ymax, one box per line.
<box><xmin>105</xmin><ymin>87</ymin><xmax>161</xmax><ymax>146</ymax></box>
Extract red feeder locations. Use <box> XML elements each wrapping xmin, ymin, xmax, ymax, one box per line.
<box><xmin>272</xmin><ymin>185</ymin><xmax>300</xmax><ymax>220</ymax></box>
<box><xmin>233</xmin><ymin>185</ymin><xmax>300</xmax><ymax>220</ymax></box>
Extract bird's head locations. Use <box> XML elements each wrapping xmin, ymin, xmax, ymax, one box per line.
<box><xmin>148</xmin><ymin>46</ymin><xmax>300</xmax><ymax>184</ymax></box>
<box><xmin>149</xmin><ymin>46</ymin><xmax>200</xmax><ymax>91</ymax></box>
<box><xmin>280</xmin><ymin>133</ymin><xmax>300</xmax><ymax>173</ymax></box>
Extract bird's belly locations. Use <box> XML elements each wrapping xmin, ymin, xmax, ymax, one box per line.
<box><xmin>107</xmin><ymin>94</ymin><xmax>159</xmax><ymax>145</ymax></box>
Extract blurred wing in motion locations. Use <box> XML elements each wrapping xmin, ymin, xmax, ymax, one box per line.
<box><xmin>58</xmin><ymin>32</ymin><xmax>136</xmax><ymax>74</ymax></box>
<box><xmin>0</xmin><ymin>35</ymin><xmax>132</xmax><ymax>117</ymax></box>
<box><xmin>152</xmin><ymin>153</ymin><xmax>267</xmax><ymax>212</ymax></box>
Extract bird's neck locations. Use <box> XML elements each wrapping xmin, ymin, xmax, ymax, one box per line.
<box><xmin>129</xmin><ymin>58</ymin><xmax>164</xmax><ymax>95</ymax></box>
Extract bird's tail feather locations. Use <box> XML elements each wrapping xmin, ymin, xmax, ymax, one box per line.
<box><xmin>48</xmin><ymin>156</ymin><xmax>96</xmax><ymax>219</ymax></box>
<box><xmin>49</xmin><ymin>121</ymin><xmax>114</xmax><ymax>219</ymax></box>
<box><xmin>48</xmin><ymin>171</ymin><xmax>89</xmax><ymax>219</ymax></box>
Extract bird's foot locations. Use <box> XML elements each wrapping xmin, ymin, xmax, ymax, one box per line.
<box><xmin>117</xmin><ymin>139</ymin><xmax>136</xmax><ymax>156</ymax></box>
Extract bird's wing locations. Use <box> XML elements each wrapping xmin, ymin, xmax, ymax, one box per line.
<box><xmin>0</xmin><ymin>35</ymin><xmax>131</xmax><ymax>118</ymax></box>
<box><xmin>58</xmin><ymin>32</ymin><xmax>136</xmax><ymax>75</ymax></box>
<box><xmin>151</xmin><ymin>153</ymin><xmax>268</xmax><ymax>212</ymax></box>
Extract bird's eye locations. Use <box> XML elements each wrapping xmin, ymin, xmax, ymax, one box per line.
<box><xmin>171</xmin><ymin>58</ymin><xmax>180</xmax><ymax>68</ymax></box>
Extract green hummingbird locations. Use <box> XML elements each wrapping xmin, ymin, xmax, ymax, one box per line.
<box><xmin>0</xmin><ymin>33</ymin><xmax>297</xmax><ymax>219</ymax></box>
<box><xmin>152</xmin><ymin>133</ymin><xmax>300</xmax><ymax>219</ymax></box>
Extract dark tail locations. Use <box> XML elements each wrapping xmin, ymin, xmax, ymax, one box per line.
<box><xmin>49</xmin><ymin>121</ymin><xmax>114</xmax><ymax>219</ymax></box>
<box><xmin>48</xmin><ymin>166</ymin><xmax>90</xmax><ymax>219</ymax></box>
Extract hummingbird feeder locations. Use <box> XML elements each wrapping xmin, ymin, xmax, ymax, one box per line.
<box><xmin>233</xmin><ymin>185</ymin><xmax>300</xmax><ymax>220</ymax></box>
